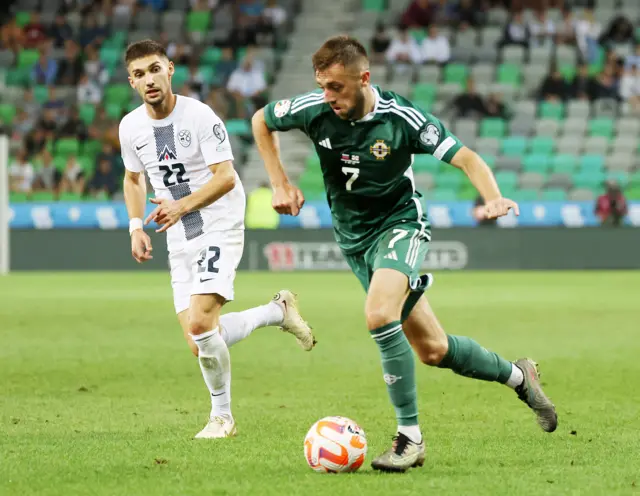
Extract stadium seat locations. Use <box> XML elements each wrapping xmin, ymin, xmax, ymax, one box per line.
<box><xmin>539</xmin><ymin>101</ymin><xmax>564</xmax><ymax>120</ymax></box>
<box><xmin>187</xmin><ymin>11</ymin><xmax>211</xmax><ymax>33</ymax></box>
<box><xmin>33</xmin><ymin>85</ymin><xmax>49</xmax><ymax>104</ymax></box>
<box><xmin>429</xmin><ymin>189</ymin><xmax>458</xmax><ymax>201</ymax></box>
<box><xmin>606</xmin><ymin>171</ymin><xmax>630</xmax><ymax>187</ymax></box>
<box><xmin>200</xmin><ymin>47</ymin><xmax>223</xmax><ymax>65</ymax></box>
<box><xmin>105</xmin><ymin>84</ymin><xmax>130</xmax><ymax>106</ymax></box>
<box><xmin>529</xmin><ymin>136</ymin><xmax>555</xmax><ymax>155</ymax></box>
<box><xmin>572</xmin><ymin>170</ymin><xmax>606</xmax><ymax>190</ymax></box>
<box><xmin>362</xmin><ymin>0</ymin><xmax>385</xmax><ymax>10</ymax></box>
<box><xmin>443</xmin><ymin>63</ymin><xmax>468</xmax><ymax>86</ymax></box>
<box><xmin>479</xmin><ymin>118</ymin><xmax>506</xmax><ymax>138</ymax></box>
<box><xmin>226</xmin><ymin>119</ymin><xmax>251</xmax><ymax>136</ymax></box>
<box><xmin>513</xmin><ymin>189</ymin><xmax>540</xmax><ymax>201</ymax></box>
<box><xmin>496</xmin><ymin>63</ymin><xmax>521</xmax><ymax>86</ymax></box>
<box><xmin>413</xmin><ymin>154</ymin><xmax>440</xmax><ymax>172</ymax></box>
<box><xmin>30</xmin><ymin>191</ymin><xmax>55</xmax><ymax>202</ymax></box>
<box><xmin>551</xmin><ymin>154</ymin><xmax>578</xmax><ymax>174</ymax></box>
<box><xmin>629</xmin><ymin>171</ymin><xmax>640</xmax><ymax>187</ymax></box>
<box><xmin>412</xmin><ymin>83</ymin><xmax>437</xmax><ymax>101</ymax></box>
<box><xmin>627</xmin><ymin>186</ymin><xmax>640</xmax><ymax>200</ymax></box>
<box><xmin>579</xmin><ymin>154</ymin><xmax>604</xmax><ymax>171</ymax></box>
<box><xmin>522</xmin><ymin>154</ymin><xmax>550</xmax><ymax>173</ymax></box>
<box><xmin>55</xmin><ymin>138</ymin><xmax>80</xmax><ymax>158</ymax></box>
<box><xmin>105</xmin><ymin>103</ymin><xmax>123</xmax><ymax>120</ymax></box>
<box><xmin>79</xmin><ymin>104</ymin><xmax>96</xmax><ymax>125</ymax></box>
<box><xmin>588</xmin><ymin>118</ymin><xmax>615</xmax><ymax>138</ymax></box>
<box><xmin>494</xmin><ymin>170</ymin><xmax>518</xmax><ymax>190</ymax></box>
<box><xmin>436</xmin><ymin>171</ymin><xmax>463</xmax><ymax>190</ymax></box>
<box><xmin>458</xmin><ymin>184</ymin><xmax>478</xmax><ymax>200</ymax></box>
<box><xmin>9</xmin><ymin>191</ymin><xmax>29</xmax><ymax>202</ymax></box>
<box><xmin>0</xmin><ymin>103</ymin><xmax>16</xmax><ymax>124</ymax></box>
<box><xmin>500</xmin><ymin>136</ymin><xmax>527</xmax><ymax>156</ymax></box>
<box><xmin>305</xmin><ymin>153</ymin><xmax>321</xmax><ymax>171</ymax></box>
<box><xmin>15</xmin><ymin>11</ymin><xmax>31</xmax><ymax>27</ymax></box>
<box><xmin>172</xmin><ymin>65</ymin><xmax>190</xmax><ymax>87</ymax></box>
<box><xmin>17</xmin><ymin>48</ymin><xmax>39</xmax><ymax>68</ymax></box>
<box><xmin>541</xmin><ymin>188</ymin><xmax>568</xmax><ymax>201</ymax></box>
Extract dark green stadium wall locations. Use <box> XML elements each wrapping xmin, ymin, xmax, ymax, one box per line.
<box><xmin>9</xmin><ymin>228</ymin><xmax>640</xmax><ymax>271</ymax></box>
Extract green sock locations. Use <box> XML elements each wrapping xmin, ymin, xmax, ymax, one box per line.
<box><xmin>370</xmin><ymin>321</ymin><xmax>418</xmax><ymax>426</ymax></box>
<box><xmin>438</xmin><ymin>335</ymin><xmax>512</xmax><ymax>383</ymax></box>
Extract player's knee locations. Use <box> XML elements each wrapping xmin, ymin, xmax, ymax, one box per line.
<box><xmin>365</xmin><ymin>305</ymin><xmax>400</xmax><ymax>331</ymax></box>
<box><xmin>188</xmin><ymin>314</ymin><xmax>213</xmax><ymax>336</ymax></box>
<box><xmin>416</xmin><ymin>336</ymin><xmax>449</xmax><ymax>366</ymax></box>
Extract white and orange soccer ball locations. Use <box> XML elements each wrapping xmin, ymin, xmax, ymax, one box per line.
<box><xmin>303</xmin><ymin>416</ymin><xmax>367</xmax><ymax>473</ymax></box>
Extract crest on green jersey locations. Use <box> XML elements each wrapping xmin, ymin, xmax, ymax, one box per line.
<box><xmin>419</xmin><ymin>123</ymin><xmax>440</xmax><ymax>147</ymax></box>
<box><xmin>370</xmin><ymin>139</ymin><xmax>391</xmax><ymax>160</ymax></box>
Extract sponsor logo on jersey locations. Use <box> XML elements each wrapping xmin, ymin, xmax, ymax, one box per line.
<box><xmin>274</xmin><ymin>99</ymin><xmax>291</xmax><ymax>118</ymax></box>
<box><xmin>370</xmin><ymin>139</ymin><xmax>390</xmax><ymax>160</ymax></box>
<box><xmin>178</xmin><ymin>129</ymin><xmax>191</xmax><ymax>148</ymax></box>
<box><xmin>340</xmin><ymin>153</ymin><xmax>360</xmax><ymax>165</ymax></box>
<box><xmin>419</xmin><ymin>123</ymin><xmax>440</xmax><ymax>147</ymax></box>
<box><xmin>158</xmin><ymin>144</ymin><xmax>177</xmax><ymax>162</ymax></box>
<box><xmin>213</xmin><ymin>123</ymin><xmax>226</xmax><ymax>144</ymax></box>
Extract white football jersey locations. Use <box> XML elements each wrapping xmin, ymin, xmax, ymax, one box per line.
<box><xmin>119</xmin><ymin>96</ymin><xmax>245</xmax><ymax>251</ymax></box>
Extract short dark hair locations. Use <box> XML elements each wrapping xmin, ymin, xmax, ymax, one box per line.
<box><xmin>124</xmin><ymin>39</ymin><xmax>168</xmax><ymax>65</ymax></box>
<box><xmin>312</xmin><ymin>35</ymin><xmax>369</xmax><ymax>72</ymax></box>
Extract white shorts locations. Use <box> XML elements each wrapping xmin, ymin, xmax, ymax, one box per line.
<box><xmin>168</xmin><ymin>229</ymin><xmax>244</xmax><ymax>314</ymax></box>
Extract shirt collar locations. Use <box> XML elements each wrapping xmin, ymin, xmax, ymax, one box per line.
<box><xmin>354</xmin><ymin>85</ymin><xmax>379</xmax><ymax>123</ymax></box>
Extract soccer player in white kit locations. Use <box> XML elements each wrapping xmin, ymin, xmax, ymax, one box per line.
<box><xmin>120</xmin><ymin>40</ymin><xmax>316</xmax><ymax>439</ymax></box>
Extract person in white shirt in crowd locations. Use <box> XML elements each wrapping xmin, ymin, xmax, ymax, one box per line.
<box><xmin>8</xmin><ymin>149</ymin><xmax>35</xmax><ymax>195</ymax></box>
<box><xmin>619</xmin><ymin>64</ymin><xmax>640</xmax><ymax>112</ymax></box>
<box><xmin>555</xmin><ymin>6</ymin><xmax>576</xmax><ymax>46</ymax></box>
<box><xmin>421</xmin><ymin>25</ymin><xmax>450</xmax><ymax>65</ymax></box>
<box><xmin>575</xmin><ymin>8</ymin><xmax>601</xmax><ymax>63</ymax></box>
<box><xmin>625</xmin><ymin>43</ymin><xmax>640</xmax><ymax>70</ymax></box>
<box><xmin>34</xmin><ymin>150</ymin><xmax>61</xmax><ymax>193</ymax></box>
<box><xmin>385</xmin><ymin>26</ymin><xmax>422</xmax><ymax>81</ymax></box>
<box><xmin>77</xmin><ymin>72</ymin><xmax>103</xmax><ymax>104</ymax></box>
<box><xmin>226</xmin><ymin>51</ymin><xmax>268</xmax><ymax>119</ymax></box>
<box><xmin>263</xmin><ymin>0</ymin><xmax>287</xmax><ymax>28</ymax></box>
<box><xmin>58</xmin><ymin>154</ymin><xmax>85</xmax><ymax>195</ymax></box>
<box><xmin>528</xmin><ymin>9</ymin><xmax>555</xmax><ymax>48</ymax></box>
<box><xmin>499</xmin><ymin>11</ymin><xmax>530</xmax><ymax>49</ymax></box>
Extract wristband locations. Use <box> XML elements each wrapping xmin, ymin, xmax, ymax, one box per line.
<box><xmin>129</xmin><ymin>218</ymin><xmax>143</xmax><ymax>235</ymax></box>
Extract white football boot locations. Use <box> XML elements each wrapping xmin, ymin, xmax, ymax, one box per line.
<box><xmin>272</xmin><ymin>290</ymin><xmax>316</xmax><ymax>351</ymax></box>
<box><xmin>194</xmin><ymin>415</ymin><xmax>237</xmax><ymax>439</ymax></box>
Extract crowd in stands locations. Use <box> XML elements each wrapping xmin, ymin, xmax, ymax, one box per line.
<box><xmin>1</xmin><ymin>0</ymin><xmax>289</xmax><ymax>201</ymax></box>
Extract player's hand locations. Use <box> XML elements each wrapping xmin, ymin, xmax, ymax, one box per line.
<box><xmin>131</xmin><ymin>229</ymin><xmax>153</xmax><ymax>263</ymax></box>
<box><xmin>272</xmin><ymin>183</ymin><xmax>305</xmax><ymax>216</ymax></box>
<box><xmin>145</xmin><ymin>198</ymin><xmax>186</xmax><ymax>233</ymax></box>
<box><xmin>483</xmin><ymin>197</ymin><xmax>520</xmax><ymax>219</ymax></box>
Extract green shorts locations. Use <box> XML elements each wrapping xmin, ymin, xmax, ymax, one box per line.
<box><xmin>343</xmin><ymin>221</ymin><xmax>433</xmax><ymax>320</ymax></box>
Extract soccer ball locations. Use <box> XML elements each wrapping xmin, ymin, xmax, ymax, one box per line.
<box><xmin>303</xmin><ymin>416</ymin><xmax>367</xmax><ymax>473</ymax></box>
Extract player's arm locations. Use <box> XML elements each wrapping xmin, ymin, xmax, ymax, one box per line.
<box><xmin>252</xmin><ymin>97</ymin><xmax>309</xmax><ymax>216</ymax></box>
<box><xmin>121</xmin><ymin>125</ymin><xmax>153</xmax><ymax>263</ymax></box>
<box><xmin>177</xmin><ymin>160</ymin><xmax>236</xmax><ymax>214</ymax></box>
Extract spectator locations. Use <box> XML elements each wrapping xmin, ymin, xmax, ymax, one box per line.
<box><xmin>87</xmin><ymin>157</ymin><xmax>119</xmax><ymax>199</ymax></box>
<box><xmin>385</xmin><ymin>26</ymin><xmax>422</xmax><ymax>80</ymax></box>
<box><xmin>432</xmin><ymin>0</ymin><xmax>457</xmax><ymax>26</ymax></box>
<box><xmin>590</xmin><ymin>65</ymin><xmax>619</xmax><ymax>101</ymax></box>
<box><xmin>114</xmin><ymin>0</ymin><xmax>139</xmax><ymax>16</ymax></box>
<box><xmin>421</xmin><ymin>25</ymin><xmax>451</xmax><ymax>65</ymax></box>
<box><xmin>619</xmin><ymin>65</ymin><xmax>640</xmax><ymax>111</ymax></box>
<box><xmin>575</xmin><ymin>8</ymin><xmax>601</xmax><ymax>63</ymax></box>
<box><xmin>215</xmin><ymin>47</ymin><xmax>238</xmax><ymax>85</ymax></box>
<box><xmin>35</xmin><ymin>108</ymin><xmax>58</xmax><ymax>141</ymax></box>
<box><xmin>23</xmin><ymin>12</ymin><xmax>47</xmax><ymax>48</ymax></box>
<box><xmin>539</xmin><ymin>66</ymin><xmax>570</xmax><ymax>101</ymax></box>
<box><xmin>50</xmin><ymin>13</ymin><xmax>73</xmax><ymax>48</ymax></box>
<box><xmin>473</xmin><ymin>196</ymin><xmax>497</xmax><ymax>226</ymax></box>
<box><xmin>33</xmin><ymin>150</ymin><xmax>61</xmax><ymax>194</ymax></box>
<box><xmin>499</xmin><ymin>11</ymin><xmax>530</xmax><ymax>49</ymax></box>
<box><xmin>0</xmin><ymin>16</ymin><xmax>26</xmax><ymax>53</ymax></box>
<box><xmin>595</xmin><ymin>180</ymin><xmax>627</xmax><ymax>227</ymax></box>
<box><xmin>58</xmin><ymin>107</ymin><xmax>88</xmax><ymax>142</ymax></box>
<box><xmin>25</xmin><ymin>128</ymin><xmax>47</xmax><ymax>158</ymax></box>
<box><xmin>262</xmin><ymin>0</ymin><xmax>287</xmax><ymax>29</ymax></box>
<box><xmin>78</xmin><ymin>13</ymin><xmax>107</xmax><ymax>48</ymax></box>
<box><xmin>83</xmin><ymin>45</ymin><xmax>109</xmax><ymax>86</ymax></box>
<box><xmin>401</xmin><ymin>0</ymin><xmax>435</xmax><ymax>29</ymax></box>
<box><xmin>555</xmin><ymin>6</ymin><xmax>576</xmax><ymax>46</ymax></box>
<box><xmin>12</xmin><ymin>109</ymin><xmax>36</xmax><ymax>141</ymax></box>
<box><xmin>484</xmin><ymin>92</ymin><xmax>508</xmax><ymax>118</ymax></box>
<box><xmin>370</xmin><ymin>22</ymin><xmax>392</xmax><ymax>65</ymax></box>
<box><xmin>528</xmin><ymin>9</ymin><xmax>555</xmax><ymax>47</ymax></box>
<box><xmin>570</xmin><ymin>63</ymin><xmax>591</xmax><ymax>100</ymax></box>
<box><xmin>599</xmin><ymin>15</ymin><xmax>635</xmax><ymax>47</ymax></box>
<box><xmin>179</xmin><ymin>82</ymin><xmax>201</xmax><ymax>100</ymax></box>
<box><xmin>186</xmin><ymin>61</ymin><xmax>208</xmax><ymax>97</ymax></box>
<box><xmin>228</xmin><ymin>15</ymin><xmax>258</xmax><ymax>49</ymax></box>
<box><xmin>624</xmin><ymin>43</ymin><xmax>640</xmax><ymax>70</ymax></box>
<box><xmin>21</xmin><ymin>87</ymin><xmax>40</xmax><ymax>122</ymax></box>
<box><xmin>227</xmin><ymin>52</ymin><xmax>268</xmax><ymax>118</ymax></box>
<box><xmin>56</xmin><ymin>40</ymin><xmax>84</xmax><ymax>86</ymax></box>
<box><xmin>8</xmin><ymin>149</ymin><xmax>35</xmax><ymax>195</ymax></box>
<box><xmin>447</xmin><ymin>77</ymin><xmax>486</xmax><ymax>118</ymax></box>
<box><xmin>166</xmin><ymin>41</ymin><xmax>193</xmax><ymax>65</ymax></box>
<box><xmin>58</xmin><ymin>155</ymin><xmax>85</xmax><ymax>195</ymax></box>
<box><xmin>31</xmin><ymin>46</ymin><xmax>59</xmax><ymax>85</ymax></box>
<box><xmin>77</xmin><ymin>73</ymin><xmax>103</xmax><ymax>104</ymax></box>
<box><xmin>455</xmin><ymin>0</ymin><xmax>482</xmax><ymax>30</ymax></box>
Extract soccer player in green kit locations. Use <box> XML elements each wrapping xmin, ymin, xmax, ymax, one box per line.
<box><xmin>252</xmin><ymin>35</ymin><xmax>557</xmax><ymax>472</ymax></box>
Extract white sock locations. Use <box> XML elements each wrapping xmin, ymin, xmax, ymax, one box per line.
<box><xmin>219</xmin><ymin>302</ymin><xmax>285</xmax><ymax>348</ymax></box>
<box><xmin>191</xmin><ymin>328</ymin><xmax>232</xmax><ymax>419</ymax></box>
<box><xmin>397</xmin><ymin>424</ymin><xmax>422</xmax><ymax>444</ymax></box>
<box><xmin>505</xmin><ymin>363</ymin><xmax>525</xmax><ymax>389</ymax></box>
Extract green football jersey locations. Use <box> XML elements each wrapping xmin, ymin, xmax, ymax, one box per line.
<box><xmin>263</xmin><ymin>85</ymin><xmax>464</xmax><ymax>255</ymax></box>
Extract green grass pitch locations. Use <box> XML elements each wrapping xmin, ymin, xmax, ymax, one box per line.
<box><xmin>1</xmin><ymin>271</ymin><xmax>639</xmax><ymax>495</ymax></box>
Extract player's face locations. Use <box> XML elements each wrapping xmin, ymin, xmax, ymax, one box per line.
<box><xmin>127</xmin><ymin>55</ymin><xmax>174</xmax><ymax>106</ymax></box>
<box><xmin>316</xmin><ymin>63</ymin><xmax>370</xmax><ymax>120</ymax></box>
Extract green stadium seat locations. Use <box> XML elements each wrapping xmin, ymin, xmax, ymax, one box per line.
<box><xmin>513</xmin><ymin>189</ymin><xmax>540</xmax><ymax>201</ymax></box>
<box><xmin>579</xmin><ymin>154</ymin><xmax>604</xmax><ymax>171</ymax></box>
<box><xmin>529</xmin><ymin>136</ymin><xmax>555</xmax><ymax>155</ymax></box>
<box><xmin>436</xmin><ymin>171</ymin><xmax>463</xmax><ymax>190</ymax></box>
<box><xmin>200</xmin><ymin>47</ymin><xmax>223</xmax><ymax>65</ymax></box>
<box><xmin>412</xmin><ymin>83</ymin><xmax>437</xmax><ymax>101</ymax></box>
<box><xmin>497</xmin><ymin>63</ymin><xmax>521</xmax><ymax>86</ymax></box>
<box><xmin>588</xmin><ymin>118</ymin><xmax>614</xmax><ymax>138</ymax></box>
<box><xmin>15</xmin><ymin>12</ymin><xmax>31</xmax><ymax>27</ymax></box>
<box><xmin>539</xmin><ymin>101</ymin><xmax>564</xmax><ymax>120</ymax></box>
<box><xmin>629</xmin><ymin>171</ymin><xmax>640</xmax><ymax>187</ymax></box>
<box><xmin>17</xmin><ymin>48</ymin><xmax>39</xmax><ymax>68</ymax></box>
<box><xmin>9</xmin><ymin>191</ymin><xmax>29</xmax><ymax>202</ymax></box>
<box><xmin>105</xmin><ymin>103</ymin><xmax>123</xmax><ymax>120</ymax></box>
<box><xmin>58</xmin><ymin>191</ymin><xmax>83</xmax><ymax>201</ymax></box>
<box><xmin>560</xmin><ymin>64</ymin><xmax>576</xmax><ymax>81</ymax></box>
<box><xmin>33</xmin><ymin>85</ymin><xmax>49</xmax><ymax>104</ymax></box>
<box><xmin>105</xmin><ymin>84</ymin><xmax>131</xmax><ymax>106</ymax></box>
<box><xmin>551</xmin><ymin>154</ymin><xmax>578</xmax><ymax>174</ymax></box>
<box><xmin>541</xmin><ymin>188</ymin><xmax>567</xmax><ymax>201</ymax></box>
<box><xmin>479</xmin><ymin>118</ymin><xmax>506</xmax><ymax>138</ymax></box>
<box><xmin>53</xmin><ymin>155</ymin><xmax>67</xmax><ymax>171</ymax></box>
<box><xmin>606</xmin><ymin>171</ymin><xmax>629</xmax><ymax>187</ymax></box>
<box><xmin>30</xmin><ymin>191</ymin><xmax>55</xmax><ymax>202</ymax></box>
<box><xmin>362</xmin><ymin>0</ymin><xmax>385</xmax><ymax>10</ymax></box>
<box><xmin>55</xmin><ymin>138</ymin><xmax>80</xmax><ymax>158</ymax></box>
<box><xmin>572</xmin><ymin>170</ymin><xmax>606</xmax><ymax>190</ymax></box>
<box><xmin>444</xmin><ymin>63</ymin><xmax>468</xmax><ymax>86</ymax></box>
<box><xmin>305</xmin><ymin>154</ymin><xmax>321</xmax><ymax>171</ymax></box>
<box><xmin>429</xmin><ymin>189</ymin><xmax>458</xmax><ymax>201</ymax></box>
<box><xmin>481</xmin><ymin>154</ymin><xmax>496</xmax><ymax>167</ymax></box>
<box><xmin>83</xmin><ymin>140</ymin><xmax>103</xmax><ymax>158</ymax></box>
<box><xmin>77</xmin><ymin>155</ymin><xmax>94</xmax><ymax>173</ymax></box>
<box><xmin>172</xmin><ymin>65</ymin><xmax>189</xmax><ymax>87</ymax></box>
<box><xmin>413</xmin><ymin>154</ymin><xmax>440</xmax><ymax>172</ymax></box>
<box><xmin>501</xmin><ymin>136</ymin><xmax>527</xmax><ymax>156</ymax></box>
<box><xmin>522</xmin><ymin>154</ymin><xmax>550</xmax><ymax>173</ymax></box>
<box><xmin>458</xmin><ymin>185</ymin><xmax>478</xmax><ymax>200</ymax></box>
<box><xmin>100</xmin><ymin>46</ymin><xmax>120</xmax><ymax>70</ymax></box>
<box><xmin>186</xmin><ymin>11</ymin><xmax>211</xmax><ymax>33</ymax></box>
<box><xmin>495</xmin><ymin>170</ymin><xmax>518</xmax><ymax>190</ymax></box>
<box><xmin>413</xmin><ymin>98</ymin><xmax>433</xmax><ymax>111</ymax></box>
<box><xmin>226</xmin><ymin>119</ymin><xmax>250</xmax><ymax>135</ymax></box>
<box><xmin>0</xmin><ymin>103</ymin><xmax>16</xmax><ymax>124</ymax></box>
<box><xmin>127</xmin><ymin>100</ymin><xmax>141</xmax><ymax>112</ymax></box>
<box><xmin>79</xmin><ymin>104</ymin><xmax>96</xmax><ymax>125</ymax></box>
<box><xmin>627</xmin><ymin>186</ymin><xmax>640</xmax><ymax>200</ymax></box>
<box><xmin>102</xmin><ymin>32</ymin><xmax>126</xmax><ymax>49</ymax></box>
<box><xmin>5</xmin><ymin>67</ymin><xmax>30</xmax><ymax>86</ymax></box>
